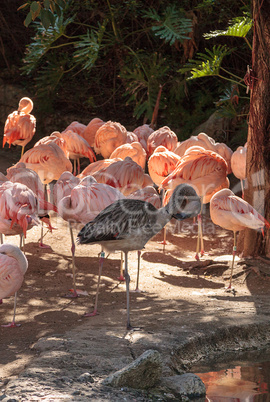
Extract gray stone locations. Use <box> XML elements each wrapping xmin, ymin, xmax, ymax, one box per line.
<box><xmin>102</xmin><ymin>349</ymin><xmax>162</xmax><ymax>389</ymax></box>
<box><xmin>192</xmin><ymin>111</ymin><xmax>230</xmax><ymax>142</ymax></box>
<box><xmin>161</xmin><ymin>373</ymin><xmax>206</xmax><ymax>399</ymax></box>
<box><xmin>78</xmin><ymin>372</ymin><xmax>94</xmax><ymax>383</ymax></box>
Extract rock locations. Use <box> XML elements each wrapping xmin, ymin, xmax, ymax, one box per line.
<box><xmin>161</xmin><ymin>373</ymin><xmax>206</xmax><ymax>399</ymax></box>
<box><xmin>102</xmin><ymin>349</ymin><xmax>162</xmax><ymax>389</ymax></box>
<box><xmin>77</xmin><ymin>372</ymin><xmax>94</xmax><ymax>383</ymax></box>
<box><xmin>192</xmin><ymin>111</ymin><xmax>230</xmax><ymax>142</ymax></box>
<box><xmin>32</xmin><ymin>336</ymin><xmax>66</xmax><ymax>351</ymax></box>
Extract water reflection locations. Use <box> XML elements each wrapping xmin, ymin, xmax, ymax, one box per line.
<box><xmin>193</xmin><ymin>350</ymin><xmax>270</xmax><ymax>401</ymax></box>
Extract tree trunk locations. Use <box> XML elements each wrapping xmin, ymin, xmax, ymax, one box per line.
<box><xmin>238</xmin><ymin>0</ymin><xmax>270</xmax><ymax>257</ymax></box>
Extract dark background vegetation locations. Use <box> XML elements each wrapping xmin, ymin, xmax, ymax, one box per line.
<box><xmin>0</xmin><ymin>0</ymin><xmax>251</xmax><ymax>146</ymax></box>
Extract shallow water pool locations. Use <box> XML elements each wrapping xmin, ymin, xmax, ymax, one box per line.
<box><xmin>193</xmin><ymin>349</ymin><xmax>270</xmax><ymax>401</ymax></box>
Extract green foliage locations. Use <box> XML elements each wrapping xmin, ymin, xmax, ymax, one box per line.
<box><xmin>120</xmin><ymin>52</ymin><xmax>169</xmax><ymax>120</ymax></box>
<box><xmin>204</xmin><ymin>16</ymin><xmax>252</xmax><ymax>39</ymax></box>
<box><xmin>144</xmin><ymin>5</ymin><xmax>192</xmax><ymax>45</ymax></box>
<box><xmin>19</xmin><ymin>0</ymin><xmax>66</xmax><ymax>29</ymax></box>
<box><xmin>73</xmin><ymin>24</ymin><xmax>106</xmax><ymax>71</ymax></box>
<box><xmin>5</xmin><ymin>0</ymin><xmax>251</xmax><ymax>136</ymax></box>
<box><xmin>21</xmin><ymin>15</ymin><xmax>73</xmax><ymax>75</ymax></box>
<box><xmin>179</xmin><ymin>45</ymin><xmax>233</xmax><ymax>79</ymax></box>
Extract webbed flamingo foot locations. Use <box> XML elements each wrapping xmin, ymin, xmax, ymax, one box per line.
<box><xmin>39</xmin><ymin>242</ymin><xmax>52</xmax><ymax>249</ymax></box>
<box><xmin>117</xmin><ymin>275</ymin><xmax>125</xmax><ymax>282</ymax></box>
<box><xmin>84</xmin><ymin>310</ymin><xmax>99</xmax><ymax>317</ymax></box>
<box><xmin>2</xmin><ymin>322</ymin><xmax>21</xmax><ymax>328</ymax></box>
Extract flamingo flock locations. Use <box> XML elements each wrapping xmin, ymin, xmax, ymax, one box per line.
<box><xmin>0</xmin><ymin>96</ymin><xmax>268</xmax><ymax>329</ymax></box>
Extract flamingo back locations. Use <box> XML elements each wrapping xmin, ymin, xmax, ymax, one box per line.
<box><xmin>110</xmin><ymin>142</ymin><xmax>146</xmax><ymax>169</ymax></box>
<box><xmin>82</xmin><ymin>118</ymin><xmax>105</xmax><ymax>147</ymax></box>
<box><xmin>147</xmin><ymin>126</ymin><xmax>178</xmax><ymax>157</ymax></box>
<box><xmin>94</xmin><ymin>121</ymin><xmax>127</xmax><ymax>158</ymax></box>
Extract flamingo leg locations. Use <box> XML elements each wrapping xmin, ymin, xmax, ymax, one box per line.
<box><xmin>65</xmin><ymin>222</ymin><xmax>79</xmax><ymax>298</ymax></box>
<box><xmin>39</xmin><ymin>184</ymin><xmax>52</xmax><ymax>249</ymax></box>
<box><xmin>241</xmin><ymin>179</ymin><xmax>245</xmax><ymax>198</ymax></box>
<box><xmin>118</xmin><ymin>251</ymin><xmax>125</xmax><ymax>281</ymax></box>
<box><xmin>85</xmin><ymin>250</ymin><xmax>105</xmax><ymax>317</ymax></box>
<box><xmin>73</xmin><ymin>159</ymin><xmax>76</xmax><ymax>175</ymax></box>
<box><xmin>134</xmin><ymin>250</ymin><xmax>141</xmax><ymax>292</ymax></box>
<box><xmin>2</xmin><ymin>292</ymin><xmax>21</xmax><ymax>328</ymax></box>
<box><xmin>124</xmin><ymin>251</ymin><xmax>132</xmax><ymax>330</ymax></box>
<box><xmin>19</xmin><ymin>234</ymin><xmax>25</xmax><ymax>253</ymax></box>
<box><xmin>158</xmin><ymin>190</ymin><xmax>167</xmax><ymax>248</ymax></box>
<box><xmin>227</xmin><ymin>231</ymin><xmax>237</xmax><ymax>289</ymax></box>
<box><xmin>195</xmin><ymin>197</ymin><xmax>203</xmax><ymax>260</ymax></box>
<box><xmin>21</xmin><ymin>146</ymin><xmax>25</xmax><ymax>158</ymax></box>
<box><xmin>0</xmin><ymin>234</ymin><xmax>3</xmax><ymax>244</ymax></box>
<box><xmin>199</xmin><ymin>214</ymin><xmax>204</xmax><ymax>256</ymax></box>
<box><xmin>77</xmin><ymin>158</ymin><xmax>81</xmax><ymax>175</ymax></box>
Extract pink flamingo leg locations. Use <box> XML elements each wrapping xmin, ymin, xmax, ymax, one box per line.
<box><xmin>227</xmin><ymin>231</ymin><xmax>237</xmax><ymax>290</ymax></box>
<box><xmin>195</xmin><ymin>214</ymin><xmax>201</xmax><ymax>260</ymax></box>
<box><xmin>65</xmin><ymin>223</ymin><xmax>79</xmax><ymax>298</ymax></box>
<box><xmin>39</xmin><ymin>221</ymin><xmax>52</xmax><ymax>249</ymax></box>
<box><xmin>84</xmin><ymin>251</ymin><xmax>105</xmax><ymax>317</ymax></box>
<box><xmin>2</xmin><ymin>292</ymin><xmax>21</xmax><ymax>328</ymax></box>
<box><xmin>118</xmin><ymin>251</ymin><xmax>125</xmax><ymax>281</ymax></box>
<box><xmin>157</xmin><ymin>189</ymin><xmax>167</xmax><ymax>250</ymax></box>
<box><xmin>132</xmin><ymin>251</ymin><xmax>142</xmax><ymax>293</ymax></box>
<box><xmin>195</xmin><ymin>197</ymin><xmax>203</xmax><ymax>260</ymax></box>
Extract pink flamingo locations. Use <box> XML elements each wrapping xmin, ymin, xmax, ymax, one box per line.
<box><xmin>77</xmin><ymin>158</ymin><xmax>122</xmax><ymax>179</ymax></box>
<box><xmin>94</xmin><ymin>121</ymin><xmax>127</xmax><ymax>158</ymax></box>
<box><xmin>0</xmin><ymin>243</ymin><xmax>28</xmax><ymax>327</ymax></box>
<box><xmin>6</xmin><ymin>162</ymin><xmax>57</xmax><ymax>248</ymax></box>
<box><xmin>81</xmin><ymin>118</ymin><xmax>105</xmax><ymax>147</ymax></box>
<box><xmin>174</xmin><ymin>132</ymin><xmax>233</xmax><ymax>174</ymax></box>
<box><xmin>0</xmin><ymin>181</ymin><xmax>41</xmax><ymax>251</ymax></box>
<box><xmin>92</xmin><ymin>156</ymin><xmax>153</xmax><ymax>196</ymax></box>
<box><xmin>63</xmin><ymin>121</ymin><xmax>87</xmax><ymax>137</ymax></box>
<box><xmin>18</xmin><ymin>142</ymin><xmax>73</xmax><ymax>184</ymax></box>
<box><xmin>55</xmin><ymin>130</ymin><xmax>96</xmax><ymax>175</ymax></box>
<box><xmin>148</xmin><ymin>146</ymin><xmax>181</xmax><ymax>248</ymax></box>
<box><xmin>231</xmin><ymin>144</ymin><xmax>247</xmax><ymax>197</ymax></box>
<box><xmin>148</xmin><ymin>145</ymin><xmax>182</xmax><ymax>187</ymax></box>
<box><xmin>126</xmin><ymin>131</ymin><xmax>139</xmax><ymax>144</ymax></box>
<box><xmin>147</xmin><ymin>126</ymin><xmax>178</xmax><ymax>157</ymax></box>
<box><xmin>133</xmin><ymin>124</ymin><xmax>154</xmax><ymax>152</ymax></box>
<box><xmin>109</xmin><ymin>142</ymin><xmax>147</xmax><ymax>170</ymax></box>
<box><xmin>56</xmin><ymin>178</ymin><xmax>124</xmax><ymax>297</ymax></box>
<box><xmin>210</xmin><ymin>188</ymin><xmax>270</xmax><ymax>288</ymax></box>
<box><xmin>34</xmin><ymin>132</ymin><xmax>69</xmax><ymax>158</ymax></box>
<box><xmin>53</xmin><ymin>171</ymin><xmax>80</xmax><ymax>206</ymax></box>
<box><xmin>3</xmin><ymin>97</ymin><xmax>36</xmax><ymax>157</ymax></box>
<box><xmin>161</xmin><ymin>146</ymin><xmax>228</xmax><ymax>259</ymax></box>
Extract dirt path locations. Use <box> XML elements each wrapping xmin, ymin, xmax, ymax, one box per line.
<box><xmin>1</xmin><ymin>149</ymin><xmax>270</xmax><ymax>400</ymax></box>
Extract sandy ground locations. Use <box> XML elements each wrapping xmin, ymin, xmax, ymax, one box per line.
<box><xmin>1</xmin><ymin>148</ymin><xmax>270</xmax><ymax>400</ymax></box>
